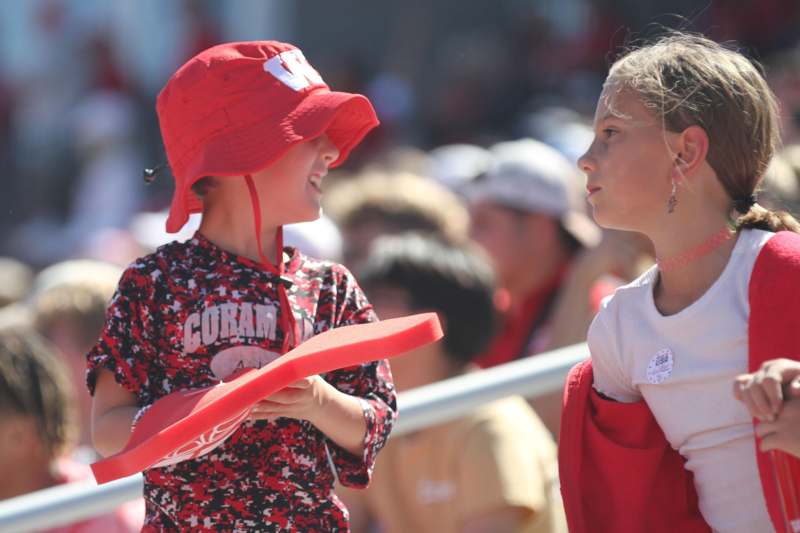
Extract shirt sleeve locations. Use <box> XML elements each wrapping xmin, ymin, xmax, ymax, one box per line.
<box><xmin>587</xmin><ymin>299</ymin><xmax>640</xmax><ymax>403</ymax></box>
<box><xmin>86</xmin><ymin>261</ymin><xmax>158</xmax><ymax>405</ymax></box>
<box><xmin>322</xmin><ymin>265</ymin><xmax>397</xmax><ymax>489</ymax></box>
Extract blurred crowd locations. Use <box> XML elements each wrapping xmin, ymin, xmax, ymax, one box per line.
<box><xmin>1</xmin><ymin>1</ymin><xmax>799</xmax><ymax>532</ymax></box>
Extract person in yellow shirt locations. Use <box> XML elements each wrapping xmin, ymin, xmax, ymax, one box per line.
<box><xmin>340</xmin><ymin>233</ymin><xmax>566</xmax><ymax>533</ymax></box>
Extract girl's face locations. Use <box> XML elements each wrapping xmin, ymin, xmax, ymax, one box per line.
<box><xmin>578</xmin><ymin>83</ymin><xmax>676</xmax><ymax>233</ymax></box>
<box><xmin>253</xmin><ymin>134</ymin><xmax>340</xmax><ymax>225</ymax></box>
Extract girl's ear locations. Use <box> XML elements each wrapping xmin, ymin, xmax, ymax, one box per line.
<box><xmin>673</xmin><ymin>125</ymin><xmax>710</xmax><ymax>179</ymax></box>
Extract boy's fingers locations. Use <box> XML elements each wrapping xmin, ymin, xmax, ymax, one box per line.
<box><xmin>287</xmin><ymin>376</ymin><xmax>315</xmax><ymax>389</ymax></box>
<box><xmin>251</xmin><ymin>400</ymin><xmax>281</xmax><ymax>413</ymax></box>
<box><xmin>248</xmin><ymin>413</ymin><xmax>273</xmax><ymax>421</ymax></box>
<box><xmin>266</xmin><ymin>388</ymin><xmax>303</xmax><ymax>405</ymax></box>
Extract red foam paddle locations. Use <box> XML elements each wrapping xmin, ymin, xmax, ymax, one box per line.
<box><xmin>91</xmin><ymin>313</ymin><xmax>442</xmax><ymax>484</ymax></box>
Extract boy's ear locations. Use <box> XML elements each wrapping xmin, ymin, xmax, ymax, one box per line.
<box><xmin>673</xmin><ymin>125</ymin><xmax>710</xmax><ymax>178</ymax></box>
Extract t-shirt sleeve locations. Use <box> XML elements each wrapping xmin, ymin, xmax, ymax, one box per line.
<box><xmin>587</xmin><ymin>299</ymin><xmax>640</xmax><ymax>403</ymax></box>
<box><xmin>454</xmin><ymin>409</ymin><xmax>548</xmax><ymax>522</ymax></box>
<box><xmin>86</xmin><ymin>262</ymin><xmax>158</xmax><ymax>403</ymax></box>
<box><xmin>322</xmin><ymin>265</ymin><xmax>397</xmax><ymax>489</ymax></box>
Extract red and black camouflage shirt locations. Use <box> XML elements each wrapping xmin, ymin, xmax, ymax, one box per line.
<box><xmin>87</xmin><ymin>233</ymin><xmax>396</xmax><ymax>532</ymax></box>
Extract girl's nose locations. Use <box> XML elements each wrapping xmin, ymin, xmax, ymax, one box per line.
<box><xmin>577</xmin><ymin>146</ymin><xmax>595</xmax><ymax>174</ymax></box>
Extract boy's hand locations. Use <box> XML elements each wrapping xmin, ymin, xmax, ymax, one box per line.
<box><xmin>733</xmin><ymin>358</ymin><xmax>800</xmax><ymax>422</ymax></box>
<box><xmin>755</xmin><ymin>390</ymin><xmax>800</xmax><ymax>458</ymax></box>
<box><xmin>248</xmin><ymin>376</ymin><xmax>331</xmax><ymax>425</ymax></box>
<box><xmin>247</xmin><ymin>374</ymin><xmax>368</xmax><ymax>456</ymax></box>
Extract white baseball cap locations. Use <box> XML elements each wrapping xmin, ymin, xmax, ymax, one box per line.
<box><xmin>465</xmin><ymin>138</ymin><xmax>600</xmax><ymax>247</ymax></box>
<box><xmin>426</xmin><ymin>143</ymin><xmax>492</xmax><ymax>191</ymax></box>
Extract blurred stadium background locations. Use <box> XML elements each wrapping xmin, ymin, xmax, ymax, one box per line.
<box><xmin>0</xmin><ymin>0</ymin><xmax>797</xmax><ymax>265</ymax></box>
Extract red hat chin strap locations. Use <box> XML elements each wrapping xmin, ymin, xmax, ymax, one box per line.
<box><xmin>244</xmin><ymin>174</ymin><xmax>299</xmax><ymax>353</ymax></box>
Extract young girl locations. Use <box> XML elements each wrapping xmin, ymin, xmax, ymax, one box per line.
<box><xmin>87</xmin><ymin>41</ymin><xmax>395</xmax><ymax>532</ymax></box>
<box><xmin>559</xmin><ymin>33</ymin><xmax>800</xmax><ymax>533</ymax></box>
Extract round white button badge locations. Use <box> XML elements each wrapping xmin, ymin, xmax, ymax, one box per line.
<box><xmin>647</xmin><ymin>348</ymin><xmax>674</xmax><ymax>385</ymax></box>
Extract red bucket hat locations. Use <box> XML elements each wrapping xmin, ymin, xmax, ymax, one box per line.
<box><xmin>157</xmin><ymin>41</ymin><xmax>379</xmax><ymax>233</ymax></box>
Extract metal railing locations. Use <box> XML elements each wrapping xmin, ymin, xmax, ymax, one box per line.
<box><xmin>0</xmin><ymin>343</ymin><xmax>587</xmax><ymax>533</ymax></box>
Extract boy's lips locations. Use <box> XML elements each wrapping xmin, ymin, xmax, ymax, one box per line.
<box><xmin>308</xmin><ymin>173</ymin><xmax>325</xmax><ymax>193</ymax></box>
<box><xmin>587</xmin><ymin>185</ymin><xmax>602</xmax><ymax>196</ymax></box>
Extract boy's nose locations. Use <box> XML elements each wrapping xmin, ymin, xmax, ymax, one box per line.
<box><xmin>319</xmin><ymin>134</ymin><xmax>340</xmax><ymax>164</ymax></box>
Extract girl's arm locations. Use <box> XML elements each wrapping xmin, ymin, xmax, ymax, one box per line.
<box><xmin>91</xmin><ymin>369</ymin><xmax>139</xmax><ymax>457</ymax></box>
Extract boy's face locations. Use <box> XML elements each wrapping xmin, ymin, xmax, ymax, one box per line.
<box><xmin>252</xmin><ymin>134</ymin><xmax>340</xmax><ymax>225</ymax></box>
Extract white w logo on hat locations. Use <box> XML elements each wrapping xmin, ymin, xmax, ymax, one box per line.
<box><xmin>263</xmin><ymin>50</ymin><xmax>325</xmax><ymax>91</ymax></box>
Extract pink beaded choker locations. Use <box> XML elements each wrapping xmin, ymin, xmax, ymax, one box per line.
<box><xmin>655</xmin><ymin>227</ymin><xmax>733</xmax><ymax>273</ymax></box>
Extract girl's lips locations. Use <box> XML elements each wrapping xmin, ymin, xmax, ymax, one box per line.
<box><xmin>587</xmin><ymin>186</ymin><xmax>601</xmax><ymax>196</ymax></box>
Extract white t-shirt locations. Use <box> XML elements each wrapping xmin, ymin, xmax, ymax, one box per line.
<box><xmin>589</xmin><ymin>228</ymin><xmax>775</xmax><ymax>533</ymax></box>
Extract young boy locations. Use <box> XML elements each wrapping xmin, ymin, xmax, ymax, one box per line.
<box><xmin>88</xmin><ymin>41</ymin><xmax>395</xmax><ymax>532</ymax></box>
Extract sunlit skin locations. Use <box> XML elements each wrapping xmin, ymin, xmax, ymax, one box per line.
<box><xmin>199</xmin><ymin>134</ymin><xmax>340</xmax><ymax>264</ymax></box>
<box><xmin>579</xmin><ymin>85</ymin><xmax>677</xmax><ymax>235</ymax></box>
<box><xmin>578</xmin><ymin>82</ymin><xmax>738</xmax><ymax>316</ymax></box>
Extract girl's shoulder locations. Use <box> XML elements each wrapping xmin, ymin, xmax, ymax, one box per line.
<box><xmin>595</xmin><ymin>265</ymin><xmax>658</xmax><ymax>319</ymax></box>
<box><xmin>738</xmin><ymin>228</ymin><xmax>776</xmax><ymax>258</ymax></box>
<box><xmin>752</xmin><ymin>229</ymin><xmax>800</xmax><ymax>263</ymax></box>
<box><xmin>750</xmin><ymin>230</ymin><xmax>800</xmax><ymax>291</ymax></box>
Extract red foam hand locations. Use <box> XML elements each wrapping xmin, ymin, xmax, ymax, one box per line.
<box><xmin>91</xmin><ymin>313</ymin><xmax>442</xmax><ymax>484</ymax></box>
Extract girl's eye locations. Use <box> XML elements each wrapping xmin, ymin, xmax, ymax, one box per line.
<box><xmin>603</xmin><ymin>128</ymin><xmax>617</xmax><ymax>138</ymax></box>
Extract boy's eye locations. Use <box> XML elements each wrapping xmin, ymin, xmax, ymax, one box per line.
<box><xmin>602</xmin><ymin>128</ymin><xmax>617</xmax><ymax>138</ymax></box>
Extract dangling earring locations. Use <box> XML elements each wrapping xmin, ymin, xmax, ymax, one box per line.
<box><xmin>667</xmin><ymin>177</ymin><xmax>678</xmax><ymax>214</ymax></box>
<box><xmin>668</xmin><ymin>156</ymin><xmax>684</xmax><ymax>214</ymax></box>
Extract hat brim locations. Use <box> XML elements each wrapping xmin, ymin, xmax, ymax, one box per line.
<box><xmin>166</xmin><ymin>90</ymin><xmax>379</xmax><ymax>233</ymax></box>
